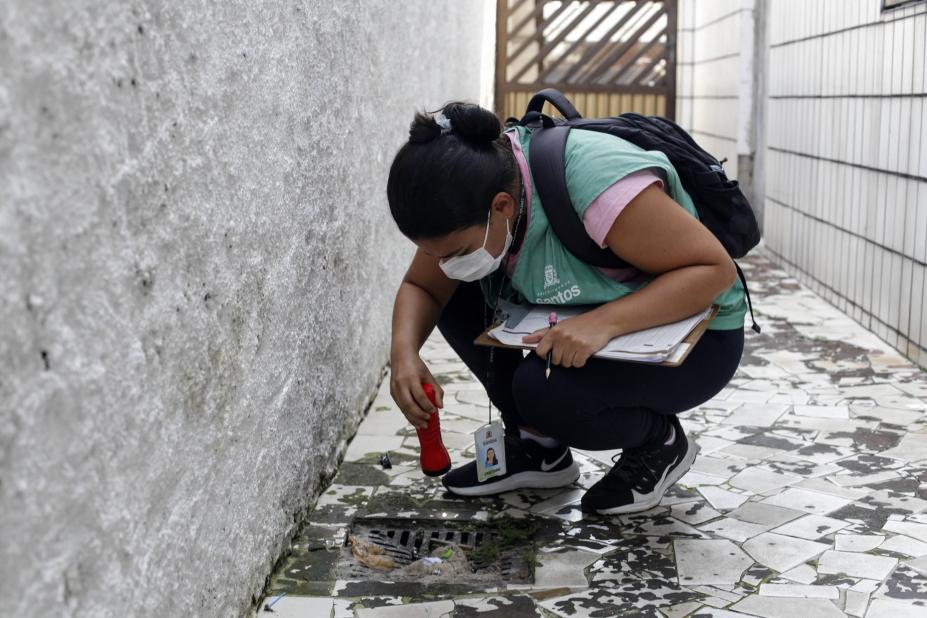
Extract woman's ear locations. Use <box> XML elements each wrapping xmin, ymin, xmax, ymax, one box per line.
<box><xmin>491</xmin><ymin>191</ymin><xmax>517</xmax><ymax>218</ymax></box>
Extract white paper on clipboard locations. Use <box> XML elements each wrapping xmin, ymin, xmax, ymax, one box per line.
<box><xmin>487</xmin><ymin>305</ymin><xmax>712</xmax><ymax>363</ymax></box>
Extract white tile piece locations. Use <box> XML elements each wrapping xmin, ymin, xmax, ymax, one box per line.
<box><xmin>794</xmin><ymin>477</ymin><xmax>872</xmax><ymax>500</ymax></box>
<box><xmin>834</xmin><ymin>534</ymin><xmax>886</xmax><ymax>552</ymax></box>
<box><xmin>864</xmin><ymin>490</ymin><xmax>927</xmax><ymax>514</ymax></box>
<box><xmin>831</xmin><ymin>470</ymin><xmax>904</xmax><ymax>488</ymax></box>
<box><xmin>791</xmin><ymin>444</ymin><xmax>856</xmax><ymax>465</ymax></box>
<box><xmin>742</xmin><ymin>532</ymin><xmax>830</xmax><ymax>573</ymax></box>
<box><xmin>674</xmin><ymin>539</ymin><xmax>754</xmax><ymax>586</ymax></box>
<box><xmin>623</xmin><ymin>516</ymin><xmax>708</xmax><ymax>539</ymax></box>
<box><xmin>691</xmin><ymin>456</ymin><xmax>747</xmax><ymax>478</ymax></box>
<box><xmin>793</xmin><ymin>405</ymin><xmax>850</xmax><ymax>419</ymax></box>
<box><xmin>759</xmin><ymin>488</ymin><xmax>853</xmax><ymax>515</ymax></box>
<box><xmin>769</xmin><ymin>392</ymin><xmax>811</xmax><ymax>405</ymax></box>
<box><xmin>332</xmin><ymin>598</ymin><xmax>356</xmax><ymax>618</ymax></box>
<box><xmin>878</xmin><ymin>534</ymin><xmax>927</xmax><ymax>557</ymax></box>
<box><xmin>783</xmin><ymin>416</ymin><xmax>878</xmax><ymax>434</ymax></box>
<box><xmin>680</xmin><ymin>470</ymin><xmax>730</xmax><ymax>487</ymax></box>
<box><xmin>343</xmin><ymin>435</ymin><xmax>406</xmax><ymax>461</ymax></box>
<box><xmin>693</xmin><ymin>435</ymin><xmax>737</xmax><ymax>455</ymax></box>
<box><xmin>533</xmin><ymin>548</ymin><xmax>599</xmax><ymax>589</ymax></box>
<box><xmin>529</xmin><ymin>489</ymin><xmax>585</xmax><ymax>516</ymax></box>
<box><xmin>699</xmin><ymin>517</ymin><xmax>772</xmax><ymax>543</ymax></box>
<box><xmin>904</xmin><ymin>555</ymin><xmax>927</xmax><ymax>576</ymax></box>
<box><xmin>721</xmin><ymin>443</ymin><xmax>787</xmax><ymax>461</ymax></box>
<box><xmin>779</xmin><ymin>564</ymin><xmax>818</xmax><ymax>584</ymax></box>
<box><xmin>704</xmin><ymin>425</ymin><xmax>758</xmax><ymax>441</ymax></box>
<box><xmin>722</xmin><ymin>403</ymin><xmax>789</xmax><ymax>426</ymax></box>
<box><xmin>844</xmin><ymin>589</ymin><xmax>870</xmax><ymax>617</ymax></box>
<box><xmin>883</xmin><ymin>520</ymin><xmax>927</xmax><ymax>543</ymax></box>
<box><xmin>355</xmin><ymin>600</ymin><xmax>455</xmax><ymax>618</ymax></box>
<box><xmin>357</xmin><ymin>407</ymin><xmax>410</xmax><ymax>437</ymax></box>
<box><xmin>729</xmin><ymin>467</ymin><xmax>802</xmax><ymax>493</ymax></box>
<box><xmin>759</xmin><ymin>583</ymin><xmax>839</xmax><ymax>599</ymax></box>
<box><xmin>894</xmin><ymin>383</ymin><xmax>927</xmax><ymax>398</ymax></box>
<box><xmin>772</xmin><ymin>514</ymin><xmax>850</xmax><ymax>540</ymax></box>
<box><xmin>685</xmin><ymin>609</ymin><xmax>754</xmax><ymax>618</ymax></box>
<box><xmin>696</xmin><ymin>595</ymin><xmax>729</xmax><ymax>609</ymax></box>
<box><xmin>263</xmin><ymin>596</ymin><xmax>335</xmax><ymax>618</ymax></box>
<box><xmin>850</xmin><ymin>405</ymin><xmax>925</xmax><ymax>426</ymax></box>
<box><xmin>727</xmin><ymin>390</ymin><xmax>776</xmax><ymax>404</ymax></box>
<box><xmin>690</xmin><ymin>586</ymin><xmax>744</xmax><ymax>603</ymax></box>
<box><xmin>659</xmin><ymin>601</ymin><xmax>704</xmax><ymax>618</ymax></box>
<box><xmin>698</xmin><ymin>486</ymin><xmax>750</xmax><ymax>511</ymax></box>
<box><xmin>315</xmin><ymin>485</ymin><xmax>374</xmax><ymax>508</ymax></box>
<box><xmin>453</xmin><ymin>596</ymin><xmax>539</xmax><ymax>614</ymax></box>
<box><xmin>817</xmin><ymin>550</ymin><xmax>898</xmax><ymax>580</ymax></box>
<box><xmin>847</xmin><ymin>579</ymin><xmax>882</xmax><ymax>594</ymax></box>
<box><xmin>865</xmin><ymin>598</ymin><xmax>927</xmax><ymax>618</ymax></box>
<box><xmin>730</xmin><ymin>502</ymin><xmax>805</xmax><ymax>527</ymax></box>
<box><xmin>729</xmin><ymin>595</ymin><xmax>844</xmax><ymax>618</ymax></box>
<box><xmin>671</xmin><ymin>500</ymin><xmax>722</xmax><ymax>525</ymax></box>
<box><xmin>740</xmin><ymin>379</ymin><xmax>781</xmax><ymax>392</ymax></box>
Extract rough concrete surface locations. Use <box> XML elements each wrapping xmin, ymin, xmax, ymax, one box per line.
<box><xmin>0</xmin><ymin>1</ymin><xmax>490</xmax><ymax>616</ymax></box>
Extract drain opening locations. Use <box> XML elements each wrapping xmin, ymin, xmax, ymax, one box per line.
<box><xmin>338</xmin><ymin>517</ymin><xmax>537</xmax><ymax>586</ymax></box>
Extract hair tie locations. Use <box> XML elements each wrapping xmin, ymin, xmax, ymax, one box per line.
<box><xmin>434</xmin><ymin>112</ymin><xmax>453</xmax><ymax>135</ymax></box>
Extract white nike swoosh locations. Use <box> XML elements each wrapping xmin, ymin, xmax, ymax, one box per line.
<box><xmin>540</xmin><ymin>451</ymin><xmax>568</xmax><ymax>472</ymax></box>
<box><xmin>631</xmin><ymin>455</ymin><xmax>679</xmax><ymax>501</ymax></box>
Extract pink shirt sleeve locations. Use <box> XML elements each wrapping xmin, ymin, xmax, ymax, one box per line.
<box><xmin>582</xmin><ymin>169</ymin><xmax>665</xmax><ymax>249</ymax></box>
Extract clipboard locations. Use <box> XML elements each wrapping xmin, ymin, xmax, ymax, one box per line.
<box><xmin>474</xmin><ymin>304</ymin><xmax>720</xmax><ymax>367</ymax></box>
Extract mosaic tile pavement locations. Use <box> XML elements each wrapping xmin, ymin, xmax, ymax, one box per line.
<box><xmin>261</xmin><ymin>250</ymin><xmax>927</xmax><ymax>617</ymax></box>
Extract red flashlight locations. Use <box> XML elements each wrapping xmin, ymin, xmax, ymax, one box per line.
<box><xmin>417</xmin><ymin>383</ymin><xmax>451</xmax><ymax>477</ymax></box>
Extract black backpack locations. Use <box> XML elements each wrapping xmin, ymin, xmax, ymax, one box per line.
<box><xmin>512</xmin><ymin>88</ymin><xmax>761</xmax><ymax>333</ymax></box>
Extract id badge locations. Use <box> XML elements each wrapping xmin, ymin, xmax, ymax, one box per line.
<box><xmin>474</xmin><ymin>421</ymin><xmax>506</xmax><ymax>482</ymax></box>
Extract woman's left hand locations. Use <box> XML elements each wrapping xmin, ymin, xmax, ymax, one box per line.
<box><xmin>521</xmin><ymin>313</ymin><xmax>611</xmax><ymax>368</ymax></box>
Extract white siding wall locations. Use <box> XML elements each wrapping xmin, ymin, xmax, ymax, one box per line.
<box><xmin>764</xmin><ymin>0</ymin><xmax>927</xmax><ymax>366</ymax></box>
<box><xmin>678</xmin><ymin>0</ymin><xmax>927</xmax><ymax>368</ymax></box>
<box><xmin>678</xmin><ymin>0</ymin><xmax>750</xmax><ymax>180</ymax></box>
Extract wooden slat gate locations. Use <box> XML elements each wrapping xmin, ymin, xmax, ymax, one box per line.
<box><xmin>495</xmin><ymin>0</ymin><xmax>677</xmax><ymax>121</ymax></box>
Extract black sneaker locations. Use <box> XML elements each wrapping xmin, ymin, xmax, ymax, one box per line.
<box><xmin>581</xmin><ymin>416</ymin><xmax>699</xmax><ymax>515</ymax></box>
<box><xmin>442</xmin><ymin>435</ymin><xmax>580</xmax><ymax>497</ymax></box>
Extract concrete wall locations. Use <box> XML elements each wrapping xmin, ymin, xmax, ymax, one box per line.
<box><xmin>763</xmin><ymin>0</ymin><xmax>927</xmax><ymax>367</ymax></box>
<box><xmin>0</xmin><ymin>1</ymin><xmax>492</xmax><ymax>616</ymax></box>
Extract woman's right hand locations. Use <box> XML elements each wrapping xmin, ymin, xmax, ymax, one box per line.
<box><xmin>389</xmin><ymin>351</ymin><xmax>445</xmax><ymax>429</ymax></box>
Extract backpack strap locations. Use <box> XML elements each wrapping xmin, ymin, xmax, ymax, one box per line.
<box><xmin>525</xmin><ymin>88</ymin><xmax>583</xmax><ymax>121</ymax></box>
<box><xmin>735</xmin><ymin>262</ymin><xmax>762</xmax><ymax>333</ymax></box>
<box><xmin>528</xmin><ymin>124</ymin><xmax>628</xmax><ymax>269</ymax></box>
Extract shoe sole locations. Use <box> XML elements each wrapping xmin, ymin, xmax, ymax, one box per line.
<box><xmin>444</xmin><ymin>463</ymin><xmax>580</xmax><ymax>497</ymax></box>
<box><xmin>593</xmin><ymin>439</ymin><xmax>701</xmax><ymax>515</ymax></box>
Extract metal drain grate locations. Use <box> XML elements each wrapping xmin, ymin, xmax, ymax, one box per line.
<box><xmin>337</xmin><ymin>517</ymin><xmax>536</xmax><ymax>586</ymax></box>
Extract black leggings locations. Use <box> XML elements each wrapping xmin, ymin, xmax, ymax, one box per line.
<box><xmin>436</xmin><ymin>280</ymin><xmax>744</xmax><ymax>451</ymax></box>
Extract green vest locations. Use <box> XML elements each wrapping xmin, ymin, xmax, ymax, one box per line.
<box><xmin>480</xmin><ymin>125</ymin><xmax>746</xmax><ymax>331</ymax></box>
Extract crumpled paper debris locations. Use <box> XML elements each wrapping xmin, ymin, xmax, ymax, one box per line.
<box><xmin>349</xmin><ymin>535</ymin><xmax>395</xmax><ymax>571</ymax></box>
<box><xmin>400</xmin><ymin>543</ymin><xmax>471</xmax><ymax>578</ymax></box>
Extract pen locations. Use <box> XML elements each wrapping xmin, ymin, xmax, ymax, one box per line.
<box><xmin>546</xmin><ymin>311</ymin><xmax>558</xmax><ymax>380</ymax></box>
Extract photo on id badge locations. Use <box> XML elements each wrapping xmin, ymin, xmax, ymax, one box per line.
<box><xmin>475</xmin><ymin>421</ymin><xmax>506</xmax><ymax>482</ymax></box>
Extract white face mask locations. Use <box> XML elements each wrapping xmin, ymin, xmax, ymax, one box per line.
<box><xmin>438</xmin><ymin>209</ymin><xmax>512</xmax><ymax>282</ymax></box>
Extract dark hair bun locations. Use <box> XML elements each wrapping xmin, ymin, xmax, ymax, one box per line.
<box><xmin>409</xmin><ymin>111</ymin><xmax>442</xmax><ymax>144</ymax></box>
<box><xmin>407</xmin><ymin>102</ymin><xmax>500</xmax><ymax>146</ymax></box>
<box><xmin>443</xmin><ymin>102</ymin><xmax>501</xmax><ymax>145</ymax></box>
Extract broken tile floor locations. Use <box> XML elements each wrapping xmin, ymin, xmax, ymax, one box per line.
<box><xmin>261</xmin><ymin>250</ymin><xmax>927</xmax><ymax>618</ymax></box>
